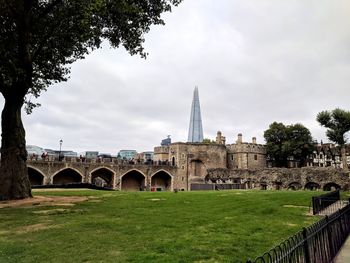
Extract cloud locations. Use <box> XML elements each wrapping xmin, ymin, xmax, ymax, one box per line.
<box><xmin>1</xmin><ymin>0</ymin><xmax>350</xmax><ymax>153</ymax></box>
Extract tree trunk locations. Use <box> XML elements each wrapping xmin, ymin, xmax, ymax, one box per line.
<box><xmin>341</xmin><ymin>146</ymin><xmax>349</xmax><ymax>172</ymax></box>
<box><xmin>0</xmin><ymin>98</ymin><xmax>32</xmax><ymax>200</ymax></box>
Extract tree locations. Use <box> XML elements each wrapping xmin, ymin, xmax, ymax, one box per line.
<box><xmin>0</xmin><ymin>0</ymin><xmax>182</xmax><ymax>200</ymax></box>
<box><xmin>202</xmin><ymin>138</ymin><xmax>215</xmax><ymax>144</ymax></box>
<box><xmin>264</xmin><ymin>122</ymin><xmax>313</xmax><ymax>167</ymax></box>
<box><xmin>317</xmin><ymin>108</ymin><xmax>350</xmax><ymax>171</ymax></box>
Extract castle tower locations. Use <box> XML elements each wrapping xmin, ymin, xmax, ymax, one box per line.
<box><xmin>188</xmin><ymin>86</ymin><xmax>204</xmax><ymax>143</ymax></box>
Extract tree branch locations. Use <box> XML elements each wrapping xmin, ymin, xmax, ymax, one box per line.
<box><xmin>38</xmin><ymin>0</ymin><xmax>63</xmax><ymax>20</ymax></box>
<box><xmin>32</xmin><ymin>19</ymin><xmax>63</xmax><ymax>61</ymax></box>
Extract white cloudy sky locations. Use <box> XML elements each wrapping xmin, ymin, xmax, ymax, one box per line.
<box><xmin>2</xmin><ymin>0</ymin><xmax>350</xmax><ymax>154</ymax></box>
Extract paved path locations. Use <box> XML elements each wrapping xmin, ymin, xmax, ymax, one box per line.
<box><xmin>334</xmin><ymin>236</ymin><xmax>350</xmax><ymax>263</ymax></box>
<box><xmin>317</xmin><ymin>200</ymin><xmax>350</xmax><ymax>262</ymax></box>
<box><xmin>317</xmin><ymin>200</ymin><xmax>349</xmax><ymax>216</ymax></box>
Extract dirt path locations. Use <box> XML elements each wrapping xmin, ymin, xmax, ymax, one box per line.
<box><xmin>0</xmin><ymin>195</ymin><xmax>91</xmax><ymax>209</ymax></box>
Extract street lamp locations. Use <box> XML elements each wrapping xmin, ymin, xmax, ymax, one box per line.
<box><xmin>59</xmin><ymin>139</ymin><xmax>63</xmax><ymax>161</ymax></box>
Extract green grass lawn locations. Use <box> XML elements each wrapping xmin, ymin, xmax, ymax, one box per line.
<box><xmin>0</xmin><ymin>190</ymin><xmax>323</xmax><ymax>263</ymax></box>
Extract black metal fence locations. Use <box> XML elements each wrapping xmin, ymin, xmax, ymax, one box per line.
<box><xmin>312</xmin><ymin>190</ymin><xmax>340</xmax><ymax>215</ymax></box>
<box><xmin>246</xmin><ymin>201</ymin><xmax>350</xmax><ymax>263</ymax></box>
<box><xmin>190</xmin><ymin>183</ymin><xmax>242</xmax><ymax>191</ymax></box>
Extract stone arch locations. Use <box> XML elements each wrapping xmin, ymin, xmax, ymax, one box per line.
<box><xmin>243</xmin><ymin>179</ymin><xmax>252</xmax><ymax>189</ymax></box>
<box><xmin>27</xmin><ymin>166</ymin><xmax>45</xmax><ymax>186</ymax></box>
<box><xmin>287</xmin><ymin>182</ymin><xmax>302</xmax><ymax>190</ymax></box>
<box><xmin>260</xmin><ymin>182</ymin><xmax>267</xmax><ymax>190</ymax></box>
<box><xmin>90</xmin><ymin>167</ymin><xmax>115</xmax><ymax>188</ymax></box>
<box><xmin>120</xmin><ymin>169</ymin><xmax>146</xmax><ymax>191</ymax></box>
<box><xmin>52</xmin><ymin>168</ymin><xmax>83</xmax><ymax>185</ymax></box>
<box><xmin>151</xmin><ymin>170</ymin><xmax>173</xmax><ymax>191</ymax></box>
<box><xmin>323</xmin><ymin>182</ymin><xmax>341</xmax><ymax>191</ymax></box>
<box><xmin>274</xmin><ymin>181</ymin><xmax>282</xmax><ymax>190</ymax></box>
<box><xmin>305</xmin><ymin>182</ymin><xmax>320</xmax><ymax>191</ymax></box>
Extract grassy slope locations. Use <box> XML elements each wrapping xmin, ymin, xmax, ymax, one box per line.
<box><xmin>0</xmin><ymin>190</ymin><xmax>320</xmax><ymax>263</ymax></box>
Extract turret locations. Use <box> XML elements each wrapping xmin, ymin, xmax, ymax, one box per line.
<box><xmin>216</xmin><ymin>131</ymin><xmax>226</xmax><ymax>145</ymax></box>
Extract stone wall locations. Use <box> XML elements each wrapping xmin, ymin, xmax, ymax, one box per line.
<box><xmin>206</xmin><ymin>167</ymin><xmax>350</xmax><ymax>190</ymax></box>
<box><xmin>153</xmin><ymin>146</ymin><xmax>170</xmax><ymax>162</ymax></box>
<box><xmin>168</xmin><ymin>142</ymin><xmax>227</xmax><ymax>190</ymax></box>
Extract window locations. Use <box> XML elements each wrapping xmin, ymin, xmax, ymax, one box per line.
<box><xmin>254</xmin><ymin>155</ymin><xmax>258</xmax><ymax>160</ymax></box>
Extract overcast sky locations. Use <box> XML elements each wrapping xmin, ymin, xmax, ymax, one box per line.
<box><xmin>1</xmin><ymin>0</ymin><xmax>350</xmax><ymax>154</ymax></box>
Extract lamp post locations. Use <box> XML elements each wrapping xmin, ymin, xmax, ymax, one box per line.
<box><xmin>59</xmin><ymin>139</ymin><xmax>63</xmax><ymax>161</ymax></box>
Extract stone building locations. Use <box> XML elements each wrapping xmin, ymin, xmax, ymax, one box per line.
<box><xmin>227</xmin><ymin>133</ymin><xmax>266</xmax><ymax>169</ymax></box>
<box><xmin>154</xmin><ymin>131</ymin><xmax>266</xmax><ymax>190</ymax></box>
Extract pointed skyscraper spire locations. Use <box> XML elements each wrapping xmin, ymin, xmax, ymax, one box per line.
<box><xmin>188</xmin><ymin>86</ymin><xmax>204</xmax><ymax>143</ymax></box>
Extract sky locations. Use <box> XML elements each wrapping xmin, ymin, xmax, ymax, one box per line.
<box><xmin>1</xmin><ymin>0</ymin><xmax>350</xmax><ymax>154</ymax></box>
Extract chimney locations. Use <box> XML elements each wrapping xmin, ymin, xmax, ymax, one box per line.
<box><xmin>252</xmin><ymin>137</ymin><xmax>257</xmax><ymax>144</ymax></box>
<box><xmin>237</xmin><ymin>133</ymin><xmax>242</xmax><ymax>144</ymax></box>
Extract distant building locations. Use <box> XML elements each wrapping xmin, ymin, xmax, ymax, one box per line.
<box><xmin>118</xmin><ymin>150</ymin><xmax>137</xmax><ymax>160</ymax></box>
<box><xmin>134</xmin><ymin>151</ymin><xmax>154</xmax><ymax>164</ymax></box>
<box><xmin>44</xmin><ymin>149</ymin><xmax>77</xmax><ymax>158</ymax></box>
<box><xmin>188</xmin><ymin>86</ymin><xmax>204</xmax><ymax>143</ymax></box>
<box><xmin>85</xmin><ymin>151</ymin><xmax>99</xmax><ymax>159</ymax></box>
<box><xmin>143</xmin><ymin>151</ymin><xmax>154</xmax><ymax>161</ymax></box>
<box><xmin>27</xmin><ymin>145</ymin><xmax>46</xmax><ymax>158</ymax></box>
<box><xmin>62</xmin><ymin>151</ymin><xmax>78</xmax><ymax>157</ymax></box>
<box><xmin>161</xmin><ymin>135</ymin><xmax>171</xmax><ymax>146</ymax></box>
<box><xmin>44</xmin><ymin>149</ymin><xmax>57</xmax><ymax>157</ymax></box>
<box><xmin>98</xmin><ymin>153</ymin><xmax>112</xmax><ymax>159</ymax></box>
<box><xmin>306</xmin><ymin>143</ymin><xmax>350</xmax><ymax>169</ymax></box>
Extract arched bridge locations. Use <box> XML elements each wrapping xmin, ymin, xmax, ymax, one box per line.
<box><xmin>27</xmin><ymin>160</ymin><xmax>178</xmax><ymax>191</ymax></box>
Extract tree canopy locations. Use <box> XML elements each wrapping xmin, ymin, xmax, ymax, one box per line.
<box><xmin>264</xmin><ymin>122</ymin><xmax>313</xmax><ymax>167</ymax></box>
<box><xmin>317</xmin><ymin>108</ymin><xmax>350</xmax><ymax>171</ymax></box>
<box><xmin>0</xmin><ymin>0</ymin><xmax>182</xmax><ymax>200</ymax></box>
<box><xmin>0</xmin><ymin>0</ymin><xmax>182</xmax><ymax>111</ymax></box>
<box><xmin>317</xmin><ymin>108</ymin><xmax>350</xmax><ymax>146</ymax></box>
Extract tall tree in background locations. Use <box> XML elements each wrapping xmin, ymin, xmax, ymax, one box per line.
<box><xmin>264</xmin><ymin>122</ymin><xmax>313</xmax><ymax>167</ymax></box>
<box><xmin>0</xmin><ymin>0</ymin><xmax>182</xmax><ymax>200</ymax></box>
<box><xmin>264</xmin><ymin>122</ymin><xmax>288</xmax><ymax>167</ymax></box>
<box><xmin>317</xmin><ymin>108</ymin><xmax>350</xmax><ymax>172</ymax></box>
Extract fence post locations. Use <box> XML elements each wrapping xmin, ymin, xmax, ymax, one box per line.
<box><xmin>302</xmin><ymin>227</ymin><xmax>311</xmax><ymax>263</ymax></box>
<box><xmin>325</xmin><ymin>216</ymin><xmax>335</xmax><ymax>259</ymax></box>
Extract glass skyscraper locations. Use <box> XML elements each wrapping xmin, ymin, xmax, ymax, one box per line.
<box><xmin>187</xmin><ymin>87</ymin><xmax>204</xmax><ymax>143</ymax></box>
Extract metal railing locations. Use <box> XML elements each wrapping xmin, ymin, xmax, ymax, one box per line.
<box><xmin>190</xmin><ymin>183</ymin><xmax>243</xmax><ymax>191</ymax></box>
<box><xmin>246</xmin><ymin>201</ymin><xmax>350</xmax><ymax>263</ymax></box>
<box><xmin>312</xmin><ymin>190</ymin><xmax>340</xmax><ymax>215</ymax></box>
